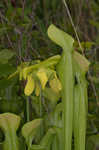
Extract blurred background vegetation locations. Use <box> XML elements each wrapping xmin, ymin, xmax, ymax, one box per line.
<box><xmin>0</xmin><ymin>0</ymin><xmax>99</xmax><ymax>148</ymax></box>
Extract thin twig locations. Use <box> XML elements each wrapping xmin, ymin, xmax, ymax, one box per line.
<box><xmin>63</xmin><ymin>0</ymin><xmax>98</xmax><ymax>105</ymax></box>
<box><xmin>63</xmin><ymin>0</ymin><xmax>84</xmax><ymax>54</ymax></box>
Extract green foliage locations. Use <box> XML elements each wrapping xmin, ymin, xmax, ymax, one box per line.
<box><xmin>0</xmin><ymin>0</ymin><xmax>99</xmax><ymax>150</ymax></box>
<box><xmin>0</xmin><ymin>49</ymin><xmax>15</xmax><ymax>64</ymax></box>
<box><xmin>0</xmin><ymin>113</ymin><xmax>21</xmax><ymax>150</ymax></box>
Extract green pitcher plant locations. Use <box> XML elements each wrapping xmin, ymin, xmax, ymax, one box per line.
<box><xmin>47</xmin><ymin>24</ymin><xmax>90</xmax><ymax>150</ymax></box>
<box><xmin>86</xmin><ymin>134</ymin><xmax>99</xmax><ymax>150</ymax></box>
<box><xmin>0</xmin><ymin>113</ymin><xmax>21</xmax><ymax>150</ymax></box>
<box><xmin>73</xmin><ymin>51</ymin><xmax>90</xmax><ymax>150</ymax></box>
<box><xmin>5</xmin><ymin>24</ymin><xmax>90</xmax><ymax>150</ymax></box>
<box><xmin>22</xmin><ymin>118</ymin><xmax>43</xmax><ymax>148</ymax></box>
<box><xmin>48</xmin><ymin>24</ymin><xmax>74</xmax><ymax>150</ymax></box>
<box><xmin>22</xmin><ymin>119</ymin><xmax>55</xmax><ymax>150</ymax></box>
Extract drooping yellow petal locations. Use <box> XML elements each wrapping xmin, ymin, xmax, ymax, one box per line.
<box><xmin>24</xmin><ymin>74</ymin><xmax>35</xmax><ymax>96</ymax></box>
<box><xmin>37</xmin><ymin>68</ymin><xmax>48</xmax><ymax>89</ymax></box>
<box><xmin>35</xmin><ymin>82</ymin><xmax>40</xmax><ymax>96</ymax></box>
<box><xmin>49</xmin><ymin>77</ymin><xmax>62</xmax><ymax>93</ymax></box>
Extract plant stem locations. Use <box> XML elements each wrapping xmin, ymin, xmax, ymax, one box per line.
<box><xmin>26</xmin><ymin>97</ymin><xmax>30</xmax><ymax>122</ymax></box>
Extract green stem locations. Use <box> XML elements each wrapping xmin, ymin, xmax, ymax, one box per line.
<box><xmin>58</xmin><ymin>51</ymin><xmax>74</xmax><ymax>150</ymax></box>
<box><xmin>26</xmin><ymin>97</ymin><xmax>30</xmax><ymax>122</ymax></box>
<box><xmin>6</xmin><ymin>86</ymin><xmax>11</xmax><ymax>101</ymax></box>
<box><xmin>39</xmin><ymin>86</ymin><xmax>43</xmax><ymax>138</ymax></box>
<box><xmin>47</xmin><ymin>24</ymin><xmax>74</xmax><ymax>150</ymax></box>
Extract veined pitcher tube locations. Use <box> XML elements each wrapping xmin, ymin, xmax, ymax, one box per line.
<box><xmin>48</xmin><ymin>24</ymin><xmax>74</xmax><ymax>150</ymax></box>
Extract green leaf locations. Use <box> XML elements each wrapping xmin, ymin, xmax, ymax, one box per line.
<box><xmin>40</xmin><ymin>128</ymin><xmax>56</xmax><ymax>149</ymax></box>
<box><xmin>74</xmin><ymin>41</ymin><xmax>95</xmax><ymax>51</ymax></box>
<box><xmin>22</xmin><ymin>119</ymin><xmax>43</xmax><ymax>147</ymax></box>
<box><xmin>0</xmin><ymin>49</ymin><xmax>15</xmax><ymax>64</ymax></box>
<box><xmin>0</xmin><ymin>78</ymin><xmax>16</xmax><ymax>89</ymax></box>
<box><xmin>0</xmin><ymin>64</ymin><xmax>15</xmax><ymax>77</ymax></box>
<box><xmin>86</xmin><ymin>135</ymin><xmax>99</xmax><ymax>150</ymax></box>
<box><xmin>89</xmin><ymin>20</ymin><xmax>99</xmax><ymax>28</ymax></box>
<box><xmin>81</xmin><ymin>42</ymin><xmax>95</xmax><ymax>50</ymax></box>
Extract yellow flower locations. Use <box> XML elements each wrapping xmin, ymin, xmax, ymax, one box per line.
<box><xmin>24</xmin><ymin>74</ymin><xmax>35</xmax><ymax>96</ymax></box>
<box><xmin>35</xmin><ymin>82</ymin><xmax>40</xmax><ymax>96</ymax></box>
<box><xmin>49</xmin><ymin>77</ymin><xmax>62</xmax><ymax>93</ymax></box>
<box><xmin>37</xmin><ymin>68</ymin><xmax>48</xmax><ymax>89</ymax></box>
